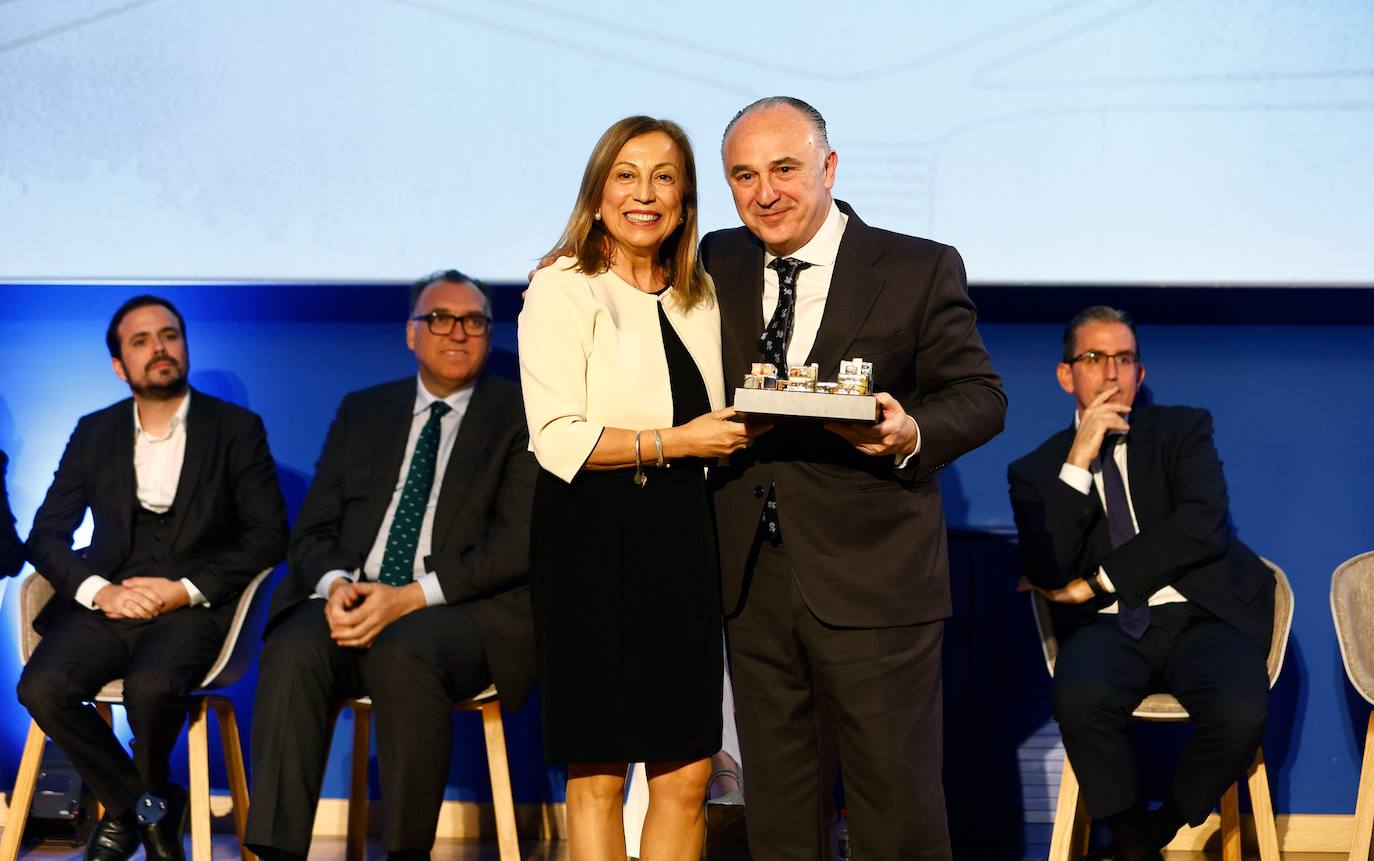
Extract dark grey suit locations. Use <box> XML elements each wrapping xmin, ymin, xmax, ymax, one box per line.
<box><xmin>701</xmin><ymin>201</ymin><xmax>1006</xmax><ymax>860</ymax></box>
<box><xmin>246</xmin><ymin>375</ymin><xmax>536</xmax><ymax>857</ymax></box>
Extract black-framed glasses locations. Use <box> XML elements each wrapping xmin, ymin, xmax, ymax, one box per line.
<box><xmin>1067</xmin><ymin>350</ymin><xmax>1139</xmax><ymax>369</ymax></box>
<box><xmin>411</xmin><ymin>311</ymin><xmax>492</xmax><ymax>337</ymax></box>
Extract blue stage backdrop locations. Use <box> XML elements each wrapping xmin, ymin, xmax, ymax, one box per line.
<box><xmin>1</xmin><ymin>283</ymin><xmax>1372</xmax><ymax>855</ymax></box>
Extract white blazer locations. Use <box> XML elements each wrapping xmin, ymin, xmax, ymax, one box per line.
<box><xmin>518</xmin><ymin>257</ymin><xmax>725</xmax><ymax>483</ymax></box>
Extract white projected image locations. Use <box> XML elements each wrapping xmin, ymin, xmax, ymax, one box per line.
<box><xmin>1</xmin><ymin>0</ymin><xmax>1371</xmax><ymax>283</ymax></box>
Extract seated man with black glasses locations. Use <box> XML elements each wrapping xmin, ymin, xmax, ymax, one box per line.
<box><xmin>1008</xmin><ymin>306</ymin><xmax>1274</xmax><ymax>860</ymax></box>
<box><xmin>245</xmin><ymin>270</ymin><xmax>537</xmax><ymax>861</ymax></box>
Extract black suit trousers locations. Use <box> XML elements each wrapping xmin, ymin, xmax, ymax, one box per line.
<box><xmin>17</xmin><ymin>605</ymin><xmax>230</xmax><ymax>812</ymax></box>
<box><xmin>245</xmin><ymin>598</ymin><xmax>490</xmax><ymax>856</ymax></box>
<box><xmin>726</xmin><ymin>544</ymin><xmax>951</xmax><ymax>861</ymax></box>
<box><xmin>1051</xmin><ymin>603</ymin><xmax>1269</xmax><ymax>825</ymax></box>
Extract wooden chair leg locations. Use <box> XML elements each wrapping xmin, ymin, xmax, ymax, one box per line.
<box><xmin>0</xmin><ymin>720</ymin><xmax>49</xmax><ymax>861</ymax></box>
<box><xmin>1351</xmin><ymin>711</ymin><xmax>1374</xmax><ymax>861</ymax></box>
<box><xmin>346</xmin><ymin>703</ymin><xmax>373</xmax><ymax>861</ymax></box>
<box><xmin>479</xmin><ymin>701</ymin><xmax>520</xmax><ymax>861</ymax></box>
<box><xmin>1048</xmin><ymin>754</ymin><xmax>1083</xmax><ymax>861</ymax></box>
<box><xmin>187</xmin><ymin>698</ymin><xmax>213</xmax><ymax>861</ymax></box>
<box><xmin>211</xmin><ymin>697</ymin><xmax>257</xmax><ymax>861</ymax></box>
<box><xmin>1245</xmin><ymin>746</ymin><xmax>1280</xmax><ymax>861</ymax></box>
<box><xmin>1220</xmin><ymin>782</ymin><xmax>1241</xmax><ymax>861</ymax></box>
<box><xmin>1071</xmin><ymin>792</ymin><xmax>1092</xmax><ymax>858</ymax></box>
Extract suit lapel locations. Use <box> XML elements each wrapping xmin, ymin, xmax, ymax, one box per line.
<box><xmin>112</xmin><ymin>401</ymin><xmax>136</xmax><ymax>540</ymax></box>
<box><xmin>375</xmin><ymin>383</ymin><xmax>417</xmax><ymax>506</ymax></box>
<box><xmin>804</xmin><ymin>203</ymin><xmax>887</xmax><ymax>376</ymax></box>
<box><xmin>716</xmin><ymin>233</ymin><xmax>767</xmax><ymax>386</ymax></box>
<box><xmin>1123</xmin><ymin>406</ymin><xmax>1161</xmax><ymax>526</ymax></box>
<box><xmin>168</xmin><ymin>393</ymin><xmax>208</xmax><ymax>544</ymax></box>
<box><xmin>432</xmin><ymin>378</ymin><xmax>491</xmax><ymax>551</ymax></box>
<box><xmin>349</xmin><ymin>383</ymin><xmax>417</xmax><ymax>555</ymax></box>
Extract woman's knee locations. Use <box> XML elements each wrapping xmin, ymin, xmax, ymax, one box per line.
<box><xmin>646</xmin><ymin>758</ymin><xmax>711</xmax><ymax>808</ymax></box>
<box><xmin>566</xmin><ymin>764</ymin><xmax>628</xmax><ymax>810</ymax></box>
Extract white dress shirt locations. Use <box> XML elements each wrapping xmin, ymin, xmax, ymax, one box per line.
<box><xmin>314</xmin><ymin>376</ymin><xmax>474</xmax><ymax>607</ymax></box>
<box><xmin>76</xmin><ymin>394</ymin><xmax>209</xmax><ymax>610</ymax></box>
<box><xmin>760</xmin><ymin>201</ymin><xmax>920</xmax><ymax>466</ymax></box>
<box><xmin>1057</xmin><ymin>420</ymin><xmax>1187</xmax><ymax>612</ymax></box>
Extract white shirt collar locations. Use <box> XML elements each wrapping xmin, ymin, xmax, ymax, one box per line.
<box><xmin>414</xmin><ymin>374</ymin><xmax>475</xmax><ymax>416</ymax></box>
<box><xmin>133</xmin><ymin>392</ymin><xmax>191</xmax><ymax>441</ymax></box>
<box><xmin>763</xmin><ymin>201</ymin><xmax>847</xmax><ymax>269</ymax></box>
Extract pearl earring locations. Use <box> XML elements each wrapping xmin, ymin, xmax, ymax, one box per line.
<box><xmin>593</xmin><ymin>212</ymin><xmax>601</xmax><ymax>221</ymax></box>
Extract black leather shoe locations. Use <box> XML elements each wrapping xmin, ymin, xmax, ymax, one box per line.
<box><xmin>138</xmin><ymin>785</ymin><xmax>188</xmax><ymax>861</ymax></box>
<box><xmin>85</xmin><ymin>810</ymin><xmax>141</xmax><ymax>861</ymax></box>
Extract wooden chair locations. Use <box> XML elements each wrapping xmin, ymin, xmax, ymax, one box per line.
<box><xmin>336</xmin><ymin>687</ymin><xmax>519</xmax><ymax>861</ymax></box>
<box><xmin>1332</xmin><ymin>550</ymin><xmax>1374</xmax><ymax>861</ymax></box>
<box><xmin>1032</xmin><ymin>559</ymin><xmax>1293</xmax><ymax>861</ymax></box>
<box><xmin>1</xmin><ymin>569</ymin><xmax>273</xmax><ymax>861</ymax></box>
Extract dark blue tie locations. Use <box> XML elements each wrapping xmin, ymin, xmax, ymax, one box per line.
<box><xmin>755</xmin><ymin>257</ymin><xmax>811</xmax><ymax>545</ymax></box>
<box><xmin>758</xmin><ymin>257</ymin><xmax>812</xmax><ymax>368</ymax></box>
<box><xmin>1098</xmin><ymin>434</ymin><xmax>1151</xmax><ymax>639</ymax></box>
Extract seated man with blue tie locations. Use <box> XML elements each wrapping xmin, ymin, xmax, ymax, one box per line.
<box><xmin>245</xmin><ymin>271</ymin><xmax>537</xmax><ymax>861</ymax></box>
<box><xmin>1007</xmin><ymin>306</ymin><xmax>1275</xmax><ymax>860</ymax></box>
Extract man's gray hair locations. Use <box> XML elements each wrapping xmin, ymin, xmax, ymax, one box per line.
<box><xmin>722</xmin><ymin>96</ymin><xmax>830</xmax><ymax>150</ymax></box>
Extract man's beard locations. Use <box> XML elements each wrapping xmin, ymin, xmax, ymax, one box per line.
<box><xmin>130</xmin><ymin>358</ymin><xmax>189</xmax><ymax>401</ymax></box>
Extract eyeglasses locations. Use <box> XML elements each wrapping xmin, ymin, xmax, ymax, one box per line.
<box><xmin>411</xmin><ymin>311</ymin><xmax>492</xmax><ymax>337</ymax></box>
<box><xmin>1067</xmin><ymin>350</ymin><xmax>1139</xmax><ymax>369</ymax></box>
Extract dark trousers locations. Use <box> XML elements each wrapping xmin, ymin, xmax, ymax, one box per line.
<box><xmin>726</xmin><ymin>543</ymin><xmax>951</xmax><ymax>861</ymax></box>
<box><xmin>245</xmin><ymin>599</ymin><xmax>491</xmax><ymax>856</ymax></box>
<box><xmin>1052</xmin><ymin>602</ymin><xmax>1269</xmax><ymax>825</ymax></box>
<box><xmin>16</xmin><ymin>606</ymin><xmax>230</xmax><ymax>814</ymax></box>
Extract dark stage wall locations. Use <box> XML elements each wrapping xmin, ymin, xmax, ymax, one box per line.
<box><xmin>1</xmin><ymin>283</ymin><xmax>1371</xmax><ymax>855</ymax></box>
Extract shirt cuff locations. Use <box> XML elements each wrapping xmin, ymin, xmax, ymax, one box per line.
<box><xmin>180</xmin><ymin>578</ymin><xmax>209</xmax><ymax>607</ymax></box>
<box><xmin>414</xmin><ymin>572</ymin><xmax>447</xmax><ymax>607</ymax></box>
<box><xmin>1058</xmin><ymin>462</ymin><xmax>1094</xmax><ymax>495</ymax></box>
<box><xmin>315</xmin><ymin>569</ymin><xmax>355</xmax><ymax>600</ymax></box>
<box><xmin>1097</xmin><ymin>567</ymin><xmax>1116</xmax><ymax>593</ymax></box>
<box><xmin>75</xmin><ymin>575</ymin><xmax>113</xmax><ymax>610</ymax></box>
<box><xmin>894</xmin><ymin>415</ymin><xmax>922</xmax><ymax>470</ymax></box>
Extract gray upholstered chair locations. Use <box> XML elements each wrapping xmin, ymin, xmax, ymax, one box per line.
<box><xmin>335</xmin><ymin>688</ymin><xmax>519</xmax><ymax>861</ymax></box>
<box><xmin>1332</xmin><ymin>550</ymin><xmax>1374</xmax><ymax>860</ymax></box>
<box><xmin>1032</xmin><ymin>559</ymin><xmax>1292</xmax><ymax>861</ymax></box>
<box><xmin>1</xmin><ymin>569</ymin><xmax>272</xmax><ymax>861</ymax></box>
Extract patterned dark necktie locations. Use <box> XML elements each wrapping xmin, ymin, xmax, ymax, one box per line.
<box><xmin>756</xmin><ymin>257</ymin><xmax>812</xmax><ymax>545</ymax></box>
<box><xmin>1098</xmin><ymin>434</ymin><xmax>1150</xmax><ymax>639</ymax></box>
<box><xmin>758</xmin><ymin>257</ymin><xmax>813</xmax><ymax>368</ymax></box>
<box><xmin>378</xmin><ymin>400</ymin><xmax>450</xmax><ymax>585</ymax></box>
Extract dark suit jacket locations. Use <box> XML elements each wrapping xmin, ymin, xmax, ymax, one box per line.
<box><xmin>26</xmin><ymin>391</ymin><xmax>289</xmax><ymax>629</ymax></box>
<box><xmin>1</xmin><ymin>451</ymin><xmax>26</xmax><ymax>577</ymax></box>
<box><xmin>701</xmin><ymin>201</ymin><xmax>1007</xmax><ymax>627</ymax></box>
<box><xmin>265</xmin><ymin>374</ymin><xmax>538</xmax><ymax>710</ymax></box>
<box><xmin>1007</xmin><ymin>404</ymin><xmax>1274</xmax><ymax>650</ymax></box>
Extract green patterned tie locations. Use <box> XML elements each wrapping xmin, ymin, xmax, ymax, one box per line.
<box><xmin>378</xmin><ymin>401</ymin><xmax>451</xmax><ymax>585</ymax></box>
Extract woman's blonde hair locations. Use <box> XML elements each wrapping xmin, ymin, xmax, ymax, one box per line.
<box><xmin>544</xmin><ymin>116</ymin><xmax>712</xmax><ymax>310</ymax></box>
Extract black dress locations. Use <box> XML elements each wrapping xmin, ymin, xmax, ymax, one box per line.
<box><xmin>531</xmin><ymin>305</ymin><xmax>722</xmax><ymax>764</ymax></box>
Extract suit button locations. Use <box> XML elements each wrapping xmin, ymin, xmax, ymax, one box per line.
<box><xmin>753</xmin><ymin>486</ymin><xmax>765</xmax><ymax>498</ymax></box>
